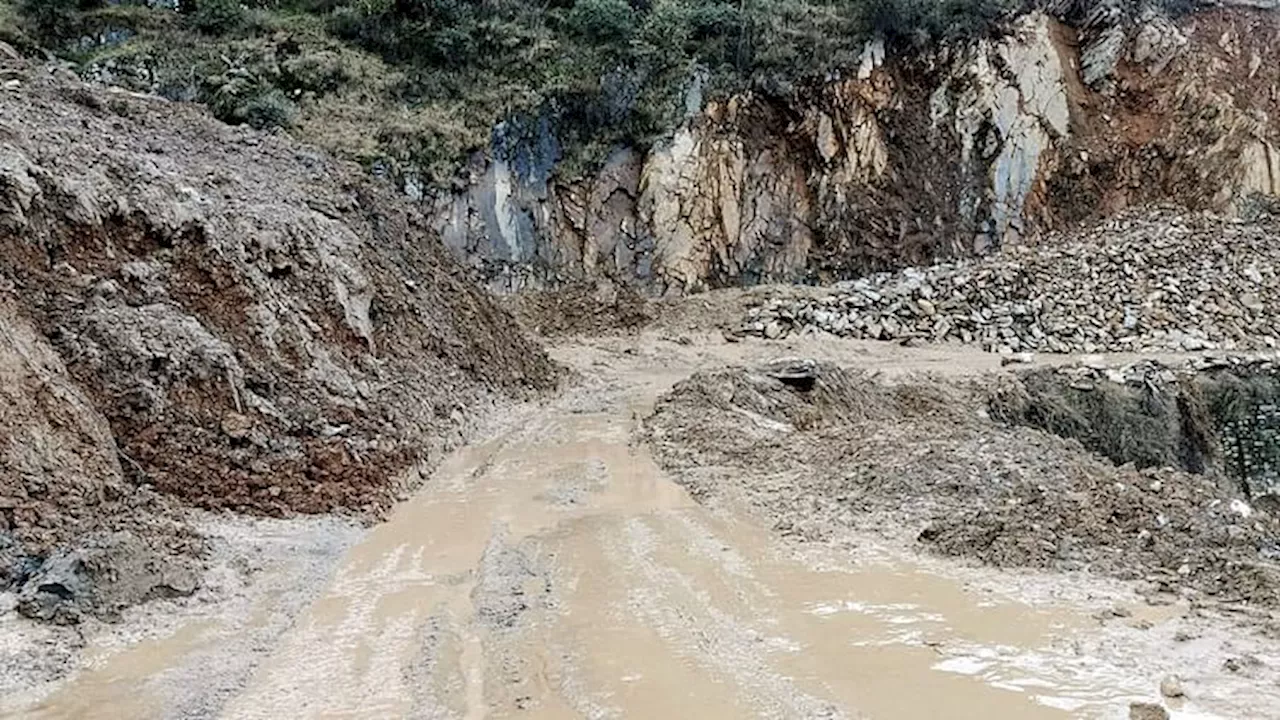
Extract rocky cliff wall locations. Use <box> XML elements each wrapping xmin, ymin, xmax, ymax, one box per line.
<box><xmin>435</xmin><ymin>5</ymin><xmax>1280</xmax><ymax>295</ymax></box>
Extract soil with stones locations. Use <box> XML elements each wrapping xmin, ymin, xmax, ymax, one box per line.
<box><xmin>503</xmin><ymin>279</ymin><xmax>653</xmax><ymax>338</ymax></box>
<box><xmin>737</xmin><ymin>208</ymin><xmax>1280</xmax><ymax>355</ymax></box>
<box><xmin>0</xmin><ymin>55</ymin><xmax>557</xmax><ymax>624</ymax></box>
<box><xmin>646</xmin><ymin>361</ymin><xmax>1280</xmax><ymax>609</ymax></box>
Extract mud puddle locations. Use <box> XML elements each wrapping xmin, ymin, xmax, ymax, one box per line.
<box><xmin>1</xmin><ymin>515</ymin><xmax>364</xmax><ymax>720</ymax></box>
<box><xmin>4</xmin><ymin>336</ymin><xmax>1248</xmax><ymax>718</ymax></box>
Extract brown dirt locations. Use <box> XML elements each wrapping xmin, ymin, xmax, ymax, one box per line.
<box><xmin>503</xmin><ymin>279</ymin><xmax>652</xmax><ymax>338</ymax></box>
<box><xmin>0</xmin><ymin>292</ymin><xmax>201</xmax><ymax>622</ymax></box>
<box><xmin>1043</xmin><ymin>8</ymin><xmax>1280</xmax><ymax>230</ymax></box>
<box><xmin>0</xmin><ymin>56</ymin><xmax>558</xmax><ymax>620</ymax></box>
<box><xmin>646</xmin><ymin>362</ymin><xmax>1280</xmax><ymax>609</ymax></box>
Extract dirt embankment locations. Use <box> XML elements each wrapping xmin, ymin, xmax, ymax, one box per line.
<box><xmin>647</xmin><ymin>361</ymin><xmax>1280</xmax><ymax>609</ymax></box>
<box><xmin>0</xmin><ymin>56</ymin><xmax>558</xmax><ymax>622</ymax></box>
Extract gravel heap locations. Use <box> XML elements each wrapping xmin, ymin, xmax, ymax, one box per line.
<box><xmin>1049</xmin><ymin>353</ymin><xmax>1280</xmax><ymax>386</ymax></box>
<box><xmin>739</xmin><ymin>209</ymin><xmax>1280</xmax><ymax>354</ymax></box>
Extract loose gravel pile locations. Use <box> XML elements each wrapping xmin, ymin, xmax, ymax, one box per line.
<box><xmin>739</xmin><ymin>209</ymin><xmax>1280</xmax><ymax>354</ymax></box>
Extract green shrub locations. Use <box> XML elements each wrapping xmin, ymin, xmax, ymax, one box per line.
<box><xmin>240</xmin><ymin>87</ymin><xmax>298</xmax><ymax>128</ymax></box>
<box><xmin>0</xmin><ymin>0</ymin><xmax>32</xmax><ymax>50</ymax></box>
<box><xmin>187</xmin><ymin>0</ymin><xmax>248</xmax><ymax>34</ymax></box>
<box><xmin>568</xmin><ymin>0</ymin><xmax>636</xmax><ymax>44</ymax></box>
<box><xmin>864</xmin><ymin>0</ymin><xmax>1013</xmax><ymax>46</ymax></box>
<box><xmin>19</xmin><ymin>0</ymin><xmax>87</xmax><ymax>41</ymax></box>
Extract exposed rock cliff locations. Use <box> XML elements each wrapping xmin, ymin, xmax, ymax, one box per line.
<box><xmin>437</xmin><ymin>5</ymin><xmax>1280</xmax><ymax>294</ymax></box>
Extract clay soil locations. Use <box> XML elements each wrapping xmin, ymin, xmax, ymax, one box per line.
<box><xmin>0</xmin><ymin>54</ymin><xmax>557</xmax><ymax>624</ymax></box>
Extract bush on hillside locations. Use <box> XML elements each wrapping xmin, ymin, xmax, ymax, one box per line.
<box><xmin>865</xmin><ymin>0</ymin><xmax>1015</xmax><ymax>45</ymax></box>
<box><xmin>568</xmin><ymin>0</ymin><xmax>637</xmax><ymax>44</ymax></box>
<box><xmin>15</xmin><ymin>0</ymin><xmax>1019</xmax><ymax>185</ymax></box>
<box><xmin>240</xmin><ymin>87</ymin><xmax>298</xmax><ymax>128</ymax></box>
<box><xmin>186</xmin><ymin>0</ymin><xmax>248</xmax><ymax>34</ymax></box>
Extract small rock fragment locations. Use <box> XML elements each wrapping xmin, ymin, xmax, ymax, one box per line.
<box><xmin>1129</xmin><ymin>702</ymin><xmax>1170</xmax><ymax>720</ymax></box>
<box><xmin>1000</xmin><ymin>352</ymin><xmax>1034</xmax><ymax>366</ymax></box>
<box><xmin>1224</xmin><ymin>654</ymin><xmax>1262</xmax><ymax>674</ymax></box>
<box><xmin>1159</xmin><ymin>674</ymin><xmax>1183</xmax><ymax>698</ymax></box>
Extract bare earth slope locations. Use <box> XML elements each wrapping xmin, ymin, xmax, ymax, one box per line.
<box><xmin>0</xmin><ymin>56</ymin><xmax>557</xmax><ymax>622</ymax></box>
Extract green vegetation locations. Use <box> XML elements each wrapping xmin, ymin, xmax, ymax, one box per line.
<box><xmin>1</xmin><ymin>0</ymin><xmax>1015</xmax><ymax>187</ymax></box>
<box><xmin>0</xmin><ymin>0</ymin><xmax>32</xmax><ymax>50</ymax></box>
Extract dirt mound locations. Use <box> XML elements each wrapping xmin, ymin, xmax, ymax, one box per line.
<box><xmin>1</xmin><ymin>293</ymin><xmax>200</xmax><ymax>623</ymax></box>
<box><xmin>503</xmin><ymin>280</ymin><xmax>652</xmax><ymax>338</ymax></box>
<box><xmin>647</xmin><ymin>363</ymin><xmax>1280</xmax><ymax>607</ymax></box>
<box><xmin>0</xmin><ymin>57</ymin><xmax>558</xmax><ymax>620</ymax></box>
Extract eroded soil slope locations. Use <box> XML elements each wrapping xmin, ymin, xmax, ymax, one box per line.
<box><xmin>0</xmin><ymin>56</ymin><xmax>557</xmax><ymax>620</ymax></box>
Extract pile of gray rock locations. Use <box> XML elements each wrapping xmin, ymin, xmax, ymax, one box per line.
<box><xmin>1048</xmin><ymin>353</ymin><xmax>1280</xmax><ymax>387</ymax></box>
<box><xmin>740</xmin><ymin>209</ymin><xmax>1280</xmax><ymax>354</ymax></box>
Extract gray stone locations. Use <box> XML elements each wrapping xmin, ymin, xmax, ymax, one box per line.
<box><xmin>1129</xmin><ymin>702</ymin><xmax>1170</xmax><ymax>720</ymax></box>
<box><xmin>1159</xmin><ymin>674</ymin><xmax>1184</xmax><ymax>698</ymax></box>
<box><xmin>17</xmin><ymin>532</ymin><xmax>199</xmax><ymax>625</ymax></box>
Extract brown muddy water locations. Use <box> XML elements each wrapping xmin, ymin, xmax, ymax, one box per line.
<box><xmin>5</xmin><ymin>334</ymin><xmax>1266</xmax><ymax>719</ymax></box>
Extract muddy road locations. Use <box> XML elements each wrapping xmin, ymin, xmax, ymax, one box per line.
<box><xmin>5</xmin><ymin>333</ymin><xmax>1277</xmax><ymax>719</ymax></box>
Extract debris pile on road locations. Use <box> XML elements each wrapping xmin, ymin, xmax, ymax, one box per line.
<box><xmin>738</xmin><ymin>209</ymin><xmax>1280</xmax><ymax>354</ymax></box>
<box><xmin>648</xmin><ymin>360</ymin><xmax>1280</xmax><ymax>608</ymax></box>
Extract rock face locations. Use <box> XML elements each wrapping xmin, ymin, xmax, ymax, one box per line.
<box><xmin>0</xmin><ymin>57</ymin><xmax>557</xmax><ymax>618</ymax></box>
<box><xmin>433</xmin><ymin>7</ymin><xmax>1280</xmax><ymax>295</ymax></box>
<box><xmin>735</xmin><ymin>209</ymin><xmax>1280</xmax><ymax>355</ymax></box>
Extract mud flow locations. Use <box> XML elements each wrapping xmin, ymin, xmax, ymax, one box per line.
<box><xmin>8</xmin><ymin>339</ymin><xmax>1247</xmax><ymax>720</ymax></box>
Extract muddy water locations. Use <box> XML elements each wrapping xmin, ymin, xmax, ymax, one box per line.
<box><xmin>15</xmin><ymin>340</ymin><xmax>1181</xmax><ymax>719</ymax></box>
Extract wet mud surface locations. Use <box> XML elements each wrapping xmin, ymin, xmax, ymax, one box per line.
<box><xmin>5</xmin><ymin>332</ymin><xmax>1280</xmax><ymax>718</ymax></box>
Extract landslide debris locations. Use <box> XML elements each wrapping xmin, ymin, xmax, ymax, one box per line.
<box><xmin>0</xmin><ymin>55</ymin><xmax>557</xmax><ymax>620</ymax></box>
<box><xmin>737</xmin><ymin>209</ymin><xmax>1280</xmax><ymax>354</ymax></box>
<box><xmin>646</xmin><ymin>361</ymin><xmax>1280</xmax><ymax>607</ymax></box>
<box><xmin>504</xmin><ymin>279</ymin><xmax>652</xmax><ymax>338</ymax></box>
<box><xmin>990</xmin><ymin>355</ymin><xmax>1280</xmax><ymax>498</ymax></box>
<box><xmin>1</xmin><ymin>293</ymin><xmax>200</xmax><ymax>624</ymax></box>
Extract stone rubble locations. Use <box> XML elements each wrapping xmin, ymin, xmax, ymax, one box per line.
<box><xmin>1051</xmin><ymin>353</ymin><xmax>1280</xmax><ymax>387</ymax></box>
<box><xmin>1159</xmin><ymin>674</ymin><xmax>1185</xmax><ymax>699</ymax></box>
<box><xmin>739</xmin><ymin>209</ymin><xmax>1280</xmax><ymax>355</ymax></box>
